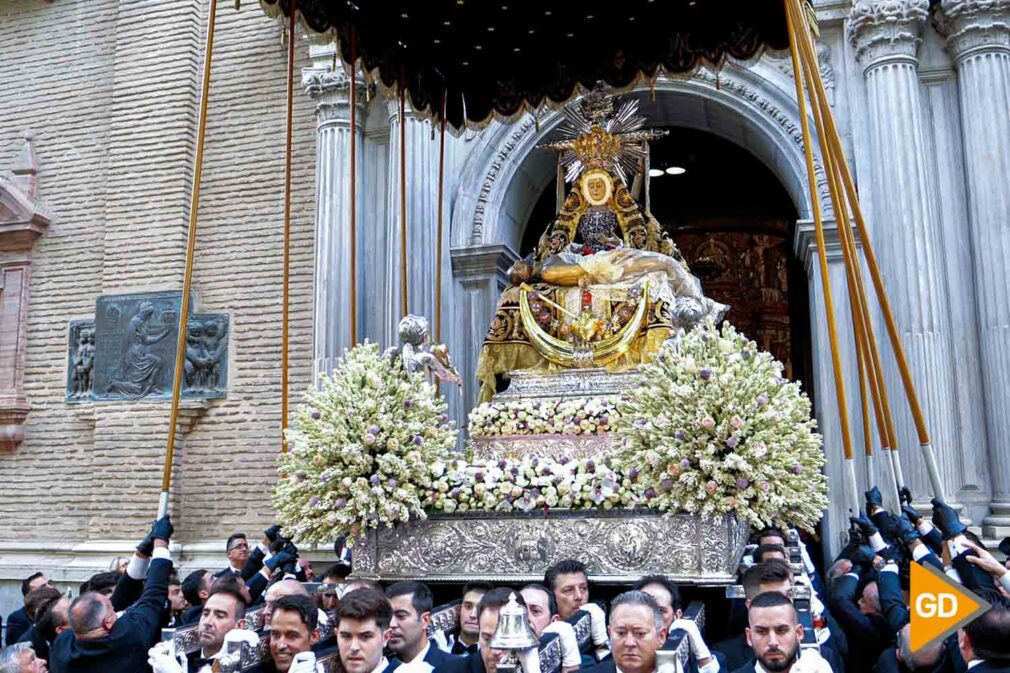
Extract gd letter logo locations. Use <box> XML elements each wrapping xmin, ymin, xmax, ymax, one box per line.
<box><xmin>910</xmin><ymin>562</ymin><xmax>991</xmax><ymax>652</ymax></box>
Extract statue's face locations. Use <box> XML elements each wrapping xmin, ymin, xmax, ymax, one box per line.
<box><xmin>581</xmin><ymin>170</ymin><xmax>613</xmax><ymax>206</ymax></box>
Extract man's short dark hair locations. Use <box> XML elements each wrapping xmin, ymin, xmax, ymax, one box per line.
<box><xmin>462</xmin><ymin>581</ymin><xmax>493</xmax><ymax>598</ymax></box>
<box><xmin>754</xmin><ymin>544</ymin><xmax>788</xmax><ymax>563</ymax></box>
<box><xmin>208</xmin><ymin>583</ymin><xmax>248</xmax><ymax>619</ymax></box>
<box><xmin>964</xmin><ymin>607</ymin><xmax>1010</xmax><ymax>661</ymax></box>
<box><xmin>748</xmin><ymin>591</ymin><xmax>797</xmax><ymax>619</ymax></box>
<box><xmin>169</xmin><ymin>570</ymin><xmax>181</xmax><ymax>587</ymax></box>
<box><xmin>81</xmin><ymin>571</ymin><xmax>119</xmax><ymax>597</ymax></box>
<box><xmin>21</xmin><ymin>572</ymin><xmax>45</xmax><ymax>597</ymax></box>
<box><xmin>755</xmin><ymin>527</ymin><xmax>787</xmax><ymax>544</ymax></box>
<box><xmin>742</xmin><ymin>560</ymin><xmax>793</xmax><ymax>599</ymax></box>
<box><xmin>69</xmin><ymin>592</ymin><xmax>107</xmax><ymax>635</ymax></box>
<box><xmin>182</xmin><ymin>569</ymin><xmax>210</xmax><ymax>607</ymax></box>
<box><xmin>37</xmin><ymin>596</ymin><xmax>68</xmax><ymax>642</ymax></box>
<box><xmin>322</xmin><ymin>563</ymin><xmax>352</xmax><ymax>582</ymax></box>
<box><xmin>610</xmin><ymin>591</ymin><xmax>664</xmax><ymax>631</ymax></box>
<box><xmin>226</xmin><ymin>533</ymin><xmax>247</xmax><ymax>553</ymax></box>
<box><xmin>544</xmin><ymin>560</ymin><xmax>587</xmax><ymax>592</ymax></box>
<box><xmin>211</xmin><ymin>574</ymin><xmax>250</xmax><ymax>606</ymax></box>
<box><xmin>25</xmin><ymin>585</ymin><xmax>61</xmax><ymax>622</ymax></box>
<box><xmin>632</xmin><ymin>575</ymin><xmax>682</xmax><ymax>613</ymax></box>
<box><xmin>521</xmin><ymin>583</ymin><xmax>557</xmax><ymax>617</ymax></box>
<box><xmin>386</xmin><ymin>581</ymin><xmax>433</xmax><ymax>617</ymax></box>
<box><xmin>476</xmin><ymin>588</ymin><xmax>526</xmax><ymax>621</ymax></box>
<box><xmin>335</xmin><ymin>588</ymin><xmax>392</xmax><ymax>630</ymax></box>
<box><xmin>346</xmin><ymin>578</ymin><xmax>384</xmax><ymax>594</ymax></box>
<box><xmin>273</xmin><ymin>594</ymin><xmax>319</xmax><ymax>632</ymax></box>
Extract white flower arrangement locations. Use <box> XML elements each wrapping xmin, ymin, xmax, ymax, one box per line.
<box><xmin>273</xmin><ymin>342</ymin><xmax>458</xmax><ymax>543</ymax></box>
<box><xmin>611</xmin><ymin>320</ymin><xmax>828</xmax><ymax>531</ymax></box>
<box><xmin>468</xmin><ymin>397</ymin><xmax>621</xmax><ymax>437</ymax></box>
<box><xmin>424</xmin><ymin>455</ymin><xmax>644</xmax><ymax>513</ymax></box>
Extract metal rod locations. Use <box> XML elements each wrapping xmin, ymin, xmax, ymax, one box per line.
<box><xmin>436</xmin><ymin>96</ymin><xmax>446</xmax><ymax>344</ymax></box>
<box><xmin>280</xmin><ymin>0</ymin><xmax>296</xmax><ymax>453</ymax></box>
<box><xmin>399</xmin><ymin>82</ymin><xmax>408</xmax><ymax>318</ymax></box>
<box><xmin>160</xmin><ymin>0</ymin><xmax>219</xmax><ymax>517</ymax></box>
<box><xmin>349</xmin><ymin>28</ymin><xmax>358</xmax><ymax>346</ymax></box>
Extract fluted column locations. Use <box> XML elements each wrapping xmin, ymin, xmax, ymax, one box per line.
<box><xmin>304</xmin><ymin>47</ymin><xmax>366</xmax><ymax>381</ymax></box>
<box><xmin>383</xmin><ymin>100</ymin><xmax>444</xmax><ymax>346</ymax></box>
<box><xmin>937</xmin><ymin>0</ymin><xmax>1010</xmax><ymax>535</ymax></box>
<box><xmin>848</xmin><ymin>0</ymin><xmax>963</xmax><ymax>505</ymax></box>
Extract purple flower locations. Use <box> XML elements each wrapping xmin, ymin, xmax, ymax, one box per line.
<box><xmin>369</xmin><ymin>474</ymin><xmax>380</xmax><ymax>486</ymax></box>
<box><xmin>727</xmin><ymin>435</ymin><xmax>739</xmax><ymax>449</ymax></box>
<box><xmin>497</xmin><ymin>460</ymin><xmax>508</xmax><ymax>470</ymax></box>
<box><xmin>450</xmin><ymin>488</ymin><xmax>461</xmax><ymax>498</ymax></box>
<box><xmin>334</xmin><ymin>498</ymin><xmax>346</xmax><ymax>510</ymax></box>
<box><xmin>658</xmin><ymin>352</ymin><xmax>666</xmax><ymax>362</ymax></box>
<box><xmin>629</xmin><ymin>467</ymin><xmax>640</xmax><ymax>479</ymax></box>
<box><xmin>735</xmin><ymin>477</ymin><xmax>750</xmax><ymax>490</ymax></box>
<box><xmin>674</xmin><ymin>430</ymin><xmax>685</xmax><ymax>440</ymax></box>
<box><xmin>660</xmin><ymin>478</ymin><xmax>673</xmax><ymax>492</ymax></box>
<box><xmin>634</xmin><ymin>418</ymin><xmax>648</xmax><ymax>429</ymax></box>
<box><xmin>310</xmin><ymin>410</ymin><xmax>322</xmax><ymax>420</ymax></box>
<box><xmin>644</xmin><ymin>487</ymin><xmax>657</xmax><ymax>499</ymax></box>
<box><xmin>321</xmin><ymin>474</ymin><xmax>330</xmax><ymax>484</ymax></box>
<box><xmin>586</xmin><ymin>460</ymin><xmax>596</xmax><ymax>472</ymax></box>
<box><xmin>475</xmin><ymin>470</ymin><xmax>485</xmax><ymax>482</ymax></box>
<box><xmin>742</xmin><ymin>350</ymin><xmax>752</xmax><ymax>360</ymax></box>
<box><xmin>387</xmin><ymin>478</ymin><xmax>398</xmax><ymax>489</ymax></box>
<box><xmin>701</xmin><ymin>333</ymin><xmax>709</xmax><ymax>342</ymax></box>
<box><xmin>440</xmin><ymin>413</ymin><xmax>450</xmax><ymax>424</ymax></box>
<box><xmin>309</xmin><ymin>496</ymin><xmax>319</xmax><ymax>507</ymax></box>
<box><xmin>600</xmin><ymin>416</ymin><xmax>609</xmax><ymax>425</ymax></box>
<box><xmin>368</xmin><ymin>425</ymin><xmax>380</xmax><ymax>435</ymax></box>
<box><xmin>680</xmin><ymin>459</ymin><xmax>691</xmax><ymax>468</ymax></box>
<box><xmin>403</xmin><ymin>399</ymin><xmax>414</xmax><ymax>410</ymax></box>
<box><xmin>757</xmin><ymin>394</ymin><xmax>768</xmax><ymax>407</ymax></box>
<box><xmin>531</xmin><ymin>457</ymin><xmax>539</xmax><ymax>466</ymax></box>
<box><xmin>413</xmin><ymin>435</ymin><xmax>424</xmax><ymax>446</ymax></box>
<box><xmin>792</xmin><ymin>464</ymin><xmax>803</xmax><ymax>475</ymax></box>
<box><xmin>700</xmin><ymin>368</ymin><xmax>712</xmax><ymax>381</ymax></box>
<box><xmin>510</xmin><ymin>467</ymin><xmax>520</xmax><ymax>477</ymax></box>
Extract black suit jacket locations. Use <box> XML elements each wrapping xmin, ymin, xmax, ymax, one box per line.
<box><xmin>972</xmin><ymin>663</ymin><xmax>1010</xmax><ymax>673</ymax></box>
<box><xmin>581</xmin><ymin>660</ymin><xmax>616</xmax><ymax>673</ymax></box>
<box><xmin>49</xmin><ymin>556</ymin><xmax>171</xmax><ymax>673</ymax></box>
<box><xmin>16</xmin><ymin>623</ymin><xmax>50</xmax><ymax>661</ymax></box>
<box><xmin>6</xmin><ymin>606</ymin><xmax>30</xmax><ymax>646</ymax></box>
<box><xmin>423</xmin><ymin>643</ymin><xmax>458</xmax><ymax>668</ymax></box>
<box><xmin>435</xmin><ymin>652</ymin><xmax>486</xmax><ymax>673</ymax></box>
<box><xmin>828</xmin><ymin>573</ymin><xmax>893</xmax><ymax>672</ymax></box>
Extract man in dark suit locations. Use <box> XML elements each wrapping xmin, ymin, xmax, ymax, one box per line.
<box><xmin>179</xmin><ymin>570</ymin><xmax>213</xmax><ymax>626</ymax></box>
<box><xmin>581</xmin><ymin>590</ymin><xmax>668</xmax><ymax>673</ymax></box>
<box><xmin>729</xmin><ymin>592</ymin><xmax>833</xmax><ymax>673</ymax></box>
<box><xmin>450</xmin><ymin>582</ymin><xmax>491</xmax><ymax>656</ymax></box>
<box><xmin>7</xmin><ymin>573</ymin><xmax>51</xmax><ymax>646</ymax></box>
<box><xmin>48</xmin><ymin>515</ymin><xmax>174</xmax><ymax>673</ymax></box>
<box><xmin>333</xmin><ymin>589</ymin><xmax>398</xmax><ymax>673</ymax></box>
<box><xmin>435</xmin><ymin>589</ymin><xmax>529</xmax><ymax>673</ymax></box>
<box><xmin>386</xmin><ymin>581</ymin><xmax>455</xmax><ymax>672</ymax></box>
<box><xmin>957</xmin><ymin>607</ymin><xmax>1010</xmax><ymax>672</ymax></box>
<box><xmin>184</xmin><ymin>584</ymin><xmax>247</xmax><ymax>672</ymax></box>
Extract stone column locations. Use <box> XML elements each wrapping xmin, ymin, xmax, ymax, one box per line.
<box><xmin>382</xmin><ymin>100</ymin><xmax>444</xmax><ymax>347</ymax></box>
<box><xmin>848</xmin><ymin>0</ymin><xmax>963</xmax><ymax>505</ymax></box>
<box><xmin>303</xmin><ymin>47</ymin><xmax>366</xmax><ymax>381</ymax></box>
<box><xmin>937</xmin><ymin>0</ymin><xmax>1010</xmax><ymax>535</ymax></box>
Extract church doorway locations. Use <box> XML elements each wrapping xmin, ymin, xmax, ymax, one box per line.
<box><xmin>520</xmin><ymin>126</ymin><xmax>813</xmax><ymax>404</ymax></box>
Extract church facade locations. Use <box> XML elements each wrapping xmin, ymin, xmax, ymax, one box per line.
<box><xmin>1</xmin><ymin>0</ymin><xmax>1008</xmax><ymax>609</ymax></box>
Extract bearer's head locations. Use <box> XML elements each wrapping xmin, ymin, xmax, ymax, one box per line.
<box><xmin>745</xmin><ymin>592</ymin><xmax>803</xmax><ymax>673</ymax></box>
<box><xmin>477</xmin><ymin>589</ymin><xmax>528</xmax><ymax>673</ymax></box>
<box><xmin>335</xmin><ymin>588</ymin><xmax>392</xmax><ymax>673</ymax></box>
<box><xmin>270</xmin><ymin>594</ymin><xmax>321</xmax><ymax>673</ymax></box>
<box><xmin>198</xmin><ymin>585</ymin><xmax>247</xmax><ymax>657</ymax></box>
<box><xmin>608</xmin><ymin>591</ymin><xmax>668</xmax><ymax>673</ymax></box>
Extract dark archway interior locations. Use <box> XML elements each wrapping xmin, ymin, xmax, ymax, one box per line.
<box><xmin>521</xmin><ymin>127</ymin><xmax>813</xmax><ymax>403</ymax></box>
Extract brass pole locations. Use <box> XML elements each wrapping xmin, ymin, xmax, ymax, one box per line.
<box><xmin>784</xmin><ymin>0</ymin><xmax>859</xmax><ymax>515</ymax></box>
<box><xmin>280</xmin><ymin>0</ymin><xmax>296</xmax><ymax>453</ymax></box>
<box><xmin>160</xmin><ymin>0</ymin><xmax>219</xmax><ymax>517</ymax></box>
<box><xmin>349</xmin><ymin>28</ymin><xmax>358</xmax><ymax>346</ymax></box>
<box><xmin>436</xmin><ymin>96</ymin><xmax>446</xmax><ymax>344</ymax></box>
<box><xmin>399</xmin><ymin>83</ymin><xmax>408</xmax><ymax>318</ymax></box>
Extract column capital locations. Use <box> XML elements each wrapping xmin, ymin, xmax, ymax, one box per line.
<box><xmin>936</xmin><ymin>0</ymin><xmax>1010</xmax><ymax>62</ymax></box>
<box><xmin>450</xmin><ymin>243</ymin><xmax>519</xmax><ymax>282</ymax></box>
<box><xmin>793</xmin><ymin>218</ymin><xmax>862</xmax><ymax>273</ymax></box>
<box><xmin>848</xmin><ymin>0</ymin><xmax>930</xmax><ymax>70</ymax></box>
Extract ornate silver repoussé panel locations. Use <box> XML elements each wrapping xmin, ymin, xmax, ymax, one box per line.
<box><xmin>471</xmin><ymin>433</ymin><xmax>615</xmax><ymax>461</ymax></box>
<box><xmin>497</xmin><ymin>368</ymin><xmax>639</xmax><ymax>401</ymax></box>
<box><xmin>351</xmin><ymin>510</ymin><xmax>748</xmax><ymax>585</ymax></box>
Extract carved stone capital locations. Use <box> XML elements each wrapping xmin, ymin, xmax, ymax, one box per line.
<box><xmin>848</xmin><ymin>0</ymin><xmax>930</xmax><ymax>69</ymax></box>
<box><xmin>937</xmin><ymin>0</ymin><xmax>1010</xmax><ymax>61</ymax></box>
<box><xmin>302</xmin><ymin>67</ymin><xmax>366</xmax><ymax>124</ymax></box>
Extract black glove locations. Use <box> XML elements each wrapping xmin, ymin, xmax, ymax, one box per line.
<box><xmin>136</xmin><ymin>532</ymin><xmax>156</xmax><ymax>557</ymax></box>
<box><xmin>901</xmin><ymin>503</ymin><xmax>923</xmax><ymax>524</ymax></box>
<box><xmin>866</xmin><ymin>486</ymin><xmax>884</xmax><ymax>510</ymax></box>
<box><xmin>899</xmin><ymin>486</ymin><xmax>913</xmax><ymax>505</ymax></box>
<box><xmin>850</xmin><ymin>512</ymin><xmax>879</xmax><ymax>536</ymax></box>
<box><xmin>281</xmin><ymin>560</ymin><xmax>298</xmax><ymax>577</ymax></box>
<box><xmin>265</xmin><ymin>550</ymin><xmax>296</xmax><ymax>571</ymax></box>
<box><xmin>879</xmin><ymin>544</ymin><xmax>902</xmax><ymax>563</ymax></box>
<box><xmin>264</xmin><ymin>524</ymin><xmax>282</xmax><ymax>543</ymax></box>
<box><xmin>890</xmin><ymin>515</ymin><xmax>920</xmax><ymax>545</ymax></box>
<box><xmin>999</xmin><ymin>537</ymin><xmax>1010</xmax><ymax>559</ymax></box>
<box><xmin>151</xmin><ymin>515</ymin><xmax>173</xmax><ymax>542</ymax></box>
<box><xmin>931</xmin><ymin>498</ymin><xmax>967</xmax><ymax>539</ymax></box>
<box><xmin>850</xmin><ymin>545</ymin><xmax>876</xmax><ymax>567</ymax></box>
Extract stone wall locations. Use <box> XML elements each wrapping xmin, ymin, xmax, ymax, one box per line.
<box><xmin>0</xmin><ymin>0</ymin><xmax>316</xmax><ymax>564</ymax></box>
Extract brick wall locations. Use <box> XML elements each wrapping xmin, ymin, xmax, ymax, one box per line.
<box><xmin>0</xmin><ymin>0</ymin><xmax>317</xmax><ymax>542</ymax></box>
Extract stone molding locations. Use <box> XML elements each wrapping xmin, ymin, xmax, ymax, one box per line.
<box><xmin>449</xmin><ymin>242</ymin><xmax>519</xmax><ymax>281</ymax></box>
<box><xmin>302</xmin><ymin>67</ymin><xmax>367</xmax><ymax>125</ymax></box>
<box><xmin>936</xmin><ymin>0</ymin><xmax>1010</xmax><ymax>61</ymax></box>
<box><xmin>793</xmin><ymin>218</ymin><xmax>863</xmax><ymax>271</ymax></box>
<box><xmin>848</xmin><ymin>0</ymin><xmax>930</xmax><ymax>68</ymax></box>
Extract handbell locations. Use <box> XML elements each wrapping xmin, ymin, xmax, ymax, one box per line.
<box><xmin>489</xmin><ymin>593</ymin><xmax>539</xmax><ymax>650</ymax></box>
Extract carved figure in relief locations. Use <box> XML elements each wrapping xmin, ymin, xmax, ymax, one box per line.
<box><xmin>386</xmin><ymin>315</ymin><xmax>462</xmax><ymax>387</ymax></box>
<box><xmin>71</xmin><ymin>326</ymin><xmax>95</xmax><ymax>398</ymax></box>
<box><xmin>106</xmin><ymin>302</ymin><xmax>172</xmax><ymax>399</ymax></box>
<box><xmin>184</xmin><ymin>316</ymin><xmax>228</xmax><ymax>392</ymax></box>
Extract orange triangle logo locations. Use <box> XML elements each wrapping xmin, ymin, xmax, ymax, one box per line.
<box><xmin>910</xmin><ymin>561</ymin><xmax>991</xmax><ymax>652</ymax></box>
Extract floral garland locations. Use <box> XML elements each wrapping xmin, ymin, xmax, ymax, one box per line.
<box><xmin>425</xmin><ymin>456</ymin><xmax>643</xmax><ymax>513</ymax></box>
<box><xmin>273</xmin><ymin>342</ymin><xmax>458</xmax><ymax>543</ymax></box>
<box><xmin>468</xmin><ymin>397</ymin><xmax>620</xmax><ymax>437</ymax></box>
<box><xmin>610</xmin><ymin>320</ymin><xmax>828</xmax><ymax>531</ymax></box>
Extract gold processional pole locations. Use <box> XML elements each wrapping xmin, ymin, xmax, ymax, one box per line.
<box><xmin>160</xmin><ymin>0</ymin><xmax>219</xmax><ymax>517</ymax></box>
<box><xmin>788</xmin><ymin>0</ymin><xmax>941</xmax><ymax>501</ymax></box>
<box><xmin>280</xmin><ymin>0</ymin><xmax>296</xmax><ymax>453</ymax></box>
<box><xmin>434</xmin><ymin>96</ymin><xmax>447</xmax><ymax>396</ymax></box>
<box><xmin>349</xmin><ymin>28</ymin><xmax>358</xmax><ymax>346</ymax></box>
<box><xmin>784</xmin><ymin>1</ymin><xmax>860</xmax><ymax>516</ymax></box>
<box><xmin>399</xmin><ymin>80</ymin><xmax>408</xmax><ymax>318</ymax></box>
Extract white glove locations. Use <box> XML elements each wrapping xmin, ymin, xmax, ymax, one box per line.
<box><xmin>224</xmin><ymin>628</ymin><xmax>260</xmax><ymax>647</ymax></box>
<box><xmin>431</xmin><ymin>628</ymin><xmax>451</xmax><ymax>653</ymax></box>
<box><xmin>147</xmin><ymin>642</ymin><xmax>186</xmax><ymax>673</ymax></box>
<box><xmin>543</xmin><ymin>621</ymin><xmax>581</xmax><ymax>669</ymax></box>
<box><xmin>517</xmin><ymin>647</ymin><xmax>542</xmax><ymax>673</ymax></box>
<box><xmin>799</xmin><ymin>540</ymin><xmax>816</xmax><ymax>574</ymax></box>
<box><xmin>670</xmin><ymin>618</ymin><xmax>712</xmax><ymax>662</ymax></box>
<box><xmin>580</xmin><ymin>602</ymin><xmax>608</xmax><ymax>646</ymax></box>
<box><xmin>289</xmin><ymin>651</ymin><xmax>318</xmax><ymax>673</ymax></box>
<box><xmin>792</xmin><ymin>649</ymin><xmax>833</xmax><ymax>673</ymax></box>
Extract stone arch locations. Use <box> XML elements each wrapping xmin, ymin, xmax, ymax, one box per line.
<box><xmin>450</xmin><ymin>64</ymin><xmax>831</xmax><ymax>252</ymax></box>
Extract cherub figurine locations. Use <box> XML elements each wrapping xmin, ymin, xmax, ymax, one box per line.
<box><xmin>386</xmin><ymin>315</ymin><xmax>462</xmax><ymax>387</ymax></box>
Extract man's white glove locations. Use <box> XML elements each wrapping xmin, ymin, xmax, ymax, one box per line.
<box><xmin>517</xmin><ymin>647</ymin><xmax>542</xmax><ymax>673</ymax></box>
<box><xmin>579</xmin><ymin>602</ymin><xmax>610</xmax><ymax>660</ymax></box>
<box><xmin>799</xmin><ymin>540</ymin><xmax>817</xmax><ymax>575</ymax></box>
<box><xmin>792</xmin><ymin>649</ymin><xmax>833</xmax><ymax>673</ymax></box>
<box><xmin>289</xmin><ymin>651</ymin><xmax>318</xmax><ymax>673</ymax></box>
<box><xmin>223</xmin><ymin>628</ymin><xmax>260</xmax><ymax>647</ymax></box>
<box><xmin>670</xmin><ymin>619</ymin><xmax>712</xmax><ymax>662</ymax></box>
<box><xmin>543</xmin><ymin>620</ymin><xmax>581</xmax><ymax>669</ymax></box>
<box><xmin>431</xmin><ymin>628</ymin><xmax>451</xmax><ymax>653</ymax></box>
<box><xmin>147</xmin><ymin>641</ymin><xmax>186</xmax><ymax>673</ymax></box>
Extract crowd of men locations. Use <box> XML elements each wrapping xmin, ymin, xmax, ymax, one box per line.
<box><xmin>1</xmin><ymin>486</ymin><xmax>1009</xmax><ymax>673</ymax></box>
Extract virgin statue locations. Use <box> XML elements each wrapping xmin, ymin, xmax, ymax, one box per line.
<box><xmin>475</xmin><ymin>89</ymin><xmax>726</xmax><ymax>402</ymax></box>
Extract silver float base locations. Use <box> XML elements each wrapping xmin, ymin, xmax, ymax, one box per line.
<box><xmin>350</xmin><ymin>510</ymin><xmax>748</xmax><ymax>585</ymax></box>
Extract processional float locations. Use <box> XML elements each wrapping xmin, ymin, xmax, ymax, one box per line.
<box><xmin>153</xmin><ymin>0</ymin><xmax>950</xmax><ymax>586</ymax></box>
